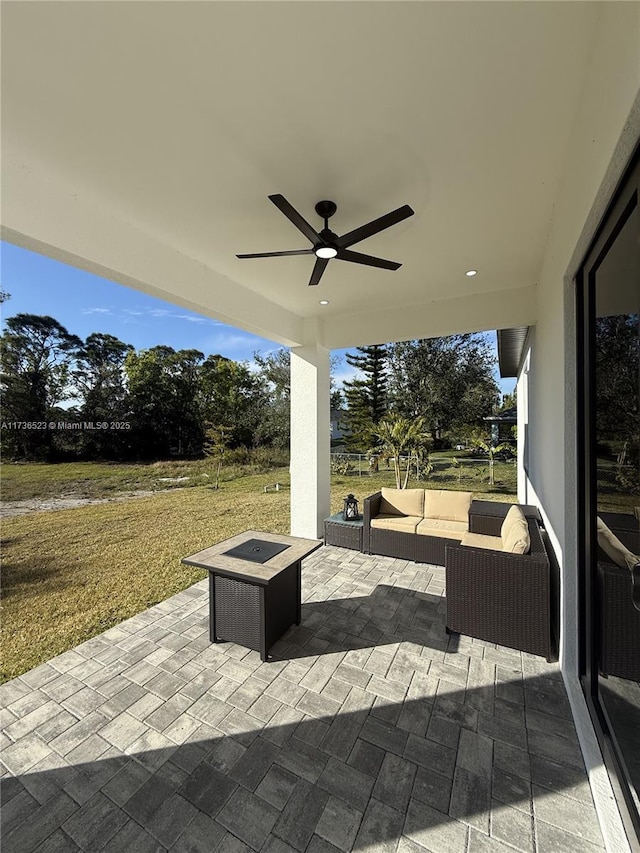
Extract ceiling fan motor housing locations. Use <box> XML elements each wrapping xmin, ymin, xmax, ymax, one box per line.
<box><xmin>315</xmin><ymin>200</ymin><xmax>337</xmax><ymax>220</ymax></box>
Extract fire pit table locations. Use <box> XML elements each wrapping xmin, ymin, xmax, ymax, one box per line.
<box><xmin>182</xmin><ymin>530</ymin><xmax>322</xmax><ymax>661</ymax></box>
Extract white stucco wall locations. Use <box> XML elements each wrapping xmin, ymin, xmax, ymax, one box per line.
<box><xmin>520</xmin><ymin>4</ymin><xmax>640</xmax><ymax>850</ymax></box>
<box><xmin>290</xmin><ymin>341</ymin><xmax>331</xmax><ymax>539</ymax></box>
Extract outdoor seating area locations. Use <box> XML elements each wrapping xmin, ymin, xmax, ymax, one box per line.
<box><xmin>0</xmin><ymin>545</ymin><xmax>604</xmax><ymax>853</ymax></box>
<box><xmin>331</xmin><ymin>489</ymin><xmax>555</xmax><ymax>661</ymax></box>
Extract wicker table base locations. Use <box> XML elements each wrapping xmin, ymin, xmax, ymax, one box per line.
<box><xmin>182</xmin><ymin>530</ymin><xmax>321</xmax><ymax>661</ymax></box>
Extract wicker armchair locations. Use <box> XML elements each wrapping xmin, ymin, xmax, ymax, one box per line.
<box><xmin>445</xmin><ymin>518</ymin><xmax>553</xmax><ymax>661</ymax></box>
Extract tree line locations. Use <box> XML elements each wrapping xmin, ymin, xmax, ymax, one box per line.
<box><xmin>0</xmin><ymin>314</ymin><xmax>293</xmax><ymax>461</ymax></box>
<box><xmin>341</xmin><ymin>336</ymin><xmax>501</xmax><ymax>453</ymax></box>
<box><xmin>0</xmin><ymin>313</ymin><xmax>505</xmax><ymax>463</ymax></box>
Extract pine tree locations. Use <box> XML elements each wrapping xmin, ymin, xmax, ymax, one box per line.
<box><xmin>343</xmin><ymin>344</ymin><xmax>388</xmax><ymax>450</ymax></box>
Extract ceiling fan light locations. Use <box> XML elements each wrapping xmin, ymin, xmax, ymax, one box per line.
<box><xmin>315</xmin><ymin>245</ymin><xmax>338</xmax><ymax>259</ymax></box>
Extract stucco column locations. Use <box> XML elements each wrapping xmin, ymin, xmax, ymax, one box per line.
<box><xmin>290</xmin><ymin>341</ymin><xmax>330</xmax><ymax>539</ymax></box>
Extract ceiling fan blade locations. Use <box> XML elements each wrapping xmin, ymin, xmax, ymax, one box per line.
<box><xmin>236</xmin><ymin>249</ymin><xmax>314</xmax><ymax>259</ymax></box>
<box><xmin>269</xmin><ymin>194</ymin><xmax>321</xmax><ymax>245</ymax></box>
<box><xmin>336</xmin><ymin>249</ymin><xmax>401</xmax><ymax>271</ymax></box>
<box><xmin>308</xmin><ymin>257</ymin><xmax>329</xmax><ymax>286</ymax></box>
<box><xmin>337</xmin><ymin>204</ymin><xmax>414</xmax><ymax>249</ymax></box>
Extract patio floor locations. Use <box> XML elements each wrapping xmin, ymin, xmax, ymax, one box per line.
<box><xmin>1</xmin><ymin>546</ymin><xmax>606</xmax><ymax>853</ymax></box>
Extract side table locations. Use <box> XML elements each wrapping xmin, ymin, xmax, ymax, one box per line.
<box><xmin>324</xmin><ymin>513</ymin><xmax>363</xmax><ymax>551</ymax></box>
<box><xmin>469</xmin><ymin>500</ymin><xmax>542</xmax><ymax>536</ymax></box>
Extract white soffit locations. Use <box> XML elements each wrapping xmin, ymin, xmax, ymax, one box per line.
<box><xmin>1</xmin><ymin>1</ymin><xmax>599</xmax><ymax>347</ymax></box>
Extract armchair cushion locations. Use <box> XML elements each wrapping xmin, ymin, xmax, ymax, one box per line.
<box><xmin>424</xmin><ymin>490</ymin><xmax>472</xmax><ymax>523</ymax></box>
<box><xmin>379</xmin><ymin>487</ymin><xmax>425</xmax><ymax>517</ymax></box>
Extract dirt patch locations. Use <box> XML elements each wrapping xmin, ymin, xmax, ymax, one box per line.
<box><xmin>0</xmin><ymin>491</ymin><xmax>159</xmax><ymax>519</ymax></box>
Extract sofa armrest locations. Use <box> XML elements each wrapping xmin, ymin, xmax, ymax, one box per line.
<box><xmin>468</xmin><ymin>512</ymin><xmax>503</xmax><ymax>537</ymax></box>
<box><xmin>363</xmin><ymin>492</ymin><xmax>382</xmax><ymax>554</ymax></box>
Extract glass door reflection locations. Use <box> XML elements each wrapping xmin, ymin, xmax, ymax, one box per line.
<box><xmin>593</xmin><ymin>198</ymin><xmax>640</xmax><ymax>816</ymax></box>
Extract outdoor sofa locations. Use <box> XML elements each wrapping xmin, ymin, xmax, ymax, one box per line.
<box><xmin>363</xmin><ymin>487</ymin><xmax>553</xmax><ymax>660</ymax></box>
<box><xmin>363</xmin><ymin>488</ymin><xmax>473</xmax><ymax>564</ymax></box>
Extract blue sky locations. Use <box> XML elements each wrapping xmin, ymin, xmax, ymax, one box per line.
<box><xmin>1</xmin><ymin>242</ymin><xmax>514</xmax><ymax>396</ymax></box>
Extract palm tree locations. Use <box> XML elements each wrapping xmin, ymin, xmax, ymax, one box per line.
<box><xmin>374</xmin><ymin>414</ymin><xmax>430</xmax><ymax>489</ymax></box>
<box><xmin>474</xmin><ymin>438</ymin><xmax>514</xmax><ymax>485</ymax></box>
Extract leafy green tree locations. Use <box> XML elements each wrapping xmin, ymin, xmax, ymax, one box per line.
<box><xmin>387</xmin><ymin>334</ymin><xmax>499</xmax><ymax>445</ymax></box>
<box><xmin>253</xmin><ymin>349</ymin><xmax>290</xmax><ymax>448</ymax></box>
<box><xmin>203</xmin><ymin>424</ymin><xmax>233</xmax><ymax>489</ymax></box>
<box><xmin>595</xmin><ymin>315</ymin><xmax>639</xmax><ymax>446</ymax></box>
<box><xmin>73</xmin><ymin>333</ymin><xmax>133</xmax><ymax>458</ymax></box>
<box><xmin>374</xmin><ymin>414</ymin><xmax>430</xmax><ymax>489</ymax></box>
<box><xmin>125</xmin><ymin>346</ymin><xmax>204</xmax><ymax>459</ymax></box>
<box><xmin>499</xmin><ymin>389</ymin><xmax>517</xmax><ymax>411</ymax></box>
<box><xmin>343</xmin><ymin>344</ymin><xmax>388</xmax><ymax>450</ymax></box>
<box><xmin>0</xmin><ymin>314</ymin><xmax>81</xmax><ymax>459</ymax></box>
<box><xmin>200</xmin><ymin>354</ymin><xmax>265</xmax><ymax>448</ymax></box>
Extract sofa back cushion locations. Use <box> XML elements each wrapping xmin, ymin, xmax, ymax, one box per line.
<box><xmin>379</xmin><ymin>487</ymin><xmax>424</xmax><ymax>517</ymax></box>
<box><xmin>597</xmin><ymin>517</ymin><xmax>640</xmax><ymax>570</ymax></box>
<box><xmin>423</xmin><ymin>489</ymin><xmax>472</xmax><ymax>523</ymax></box>
<box><xmin>501</xmin><ymin>505</ymin><xmax>530</xmax><ymax>554</ymax></box>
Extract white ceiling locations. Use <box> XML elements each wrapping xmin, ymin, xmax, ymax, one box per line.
<box><xmin>1</xmin><ymin>1</ymin><xmax>600</xmax><ymax>347</ymax></box>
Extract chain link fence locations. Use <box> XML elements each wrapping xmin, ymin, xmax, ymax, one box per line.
<box><xmin>596</xmin><ymin>460</ymin><xmax>640</xmax><ymax>513</ymax></box>
<box><xmin>330</xmin><ymin>451</ymin><xmax>517</xmax><ymax>489</ymax></box>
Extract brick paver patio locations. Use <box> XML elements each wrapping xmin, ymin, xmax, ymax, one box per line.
<box><xmin>1</xmin><ymin>546</ymin><xmax>605</xmax><ymax>852</ymax></box>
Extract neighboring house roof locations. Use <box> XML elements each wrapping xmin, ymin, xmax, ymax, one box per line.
<box><xmin>484</xmin><ymin>406</ymin><xmax>517</xmax><ymax>423</ymax></box>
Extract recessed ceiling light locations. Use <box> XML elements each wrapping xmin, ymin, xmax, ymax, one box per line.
<box><xmin>319</xmin><ymin>300</ymin><xmax>329</xmax><ymax>305</ymax></box>
<box><xmin>465</xmin><ymin>269</ymin><xmax>478</xmax><ymax>277</ymax></box>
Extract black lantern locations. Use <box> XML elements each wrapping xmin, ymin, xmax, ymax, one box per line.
<box><xmin>343</xmin><ymin>494</ymin><xmax>360</xmax><ymax>520</ymax></box>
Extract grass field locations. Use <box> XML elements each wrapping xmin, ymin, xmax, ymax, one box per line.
<box><xmin>1</xmin><ymin>459</ymin><xmax>517</xmax><ymax>682</ymax></box>
<box><xmin>0</xmin><ymin>457</ymin><xmax>282</xmax><ymax>502</ymax></box>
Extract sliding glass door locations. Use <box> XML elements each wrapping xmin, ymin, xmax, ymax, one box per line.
<box><xmin>577</xmin><ymin>147</ymin><xmax>640</xmax><ymax>844</ymax></box>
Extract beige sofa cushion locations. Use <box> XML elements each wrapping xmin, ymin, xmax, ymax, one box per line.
<box><xmin>379</xmin><ymin>487</ymin><xmax>424</xmax><ymax>517</ymax></box>
<box><xmin>500</xmin><ymin>505</ymin><xmax>523</xmax><ymax>538</ymax></box>
<box><xmin>461</xmin><ymin>532</ymin><xmax>503</xmax><ymax>550</ymax></box>
<box><xmin>371</xmin><ymin>514</ymin><xmax>422</xmax><ymax>534</ymax></box>
<box><xmin>597</xmin><ymin>517</ymin><xmax>640</xmax><ymax>570</ymax></box>
<box><xmin>501</xmin><ymin>505</ymin><xmax>530</xmax><ymax>554</ymax></box>
<box><xmin>423</xmin><ymin>490</ymin><xmax>472</xmax><ymax>523</ymax></box>
<box><xmin>416</xmin><ymin>519</ymin><xmax>468</xmax><ymax>538</ymax></box>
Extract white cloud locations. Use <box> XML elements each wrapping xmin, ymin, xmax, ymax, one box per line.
<box><xmin>332</xmin><ymin>364</ymin><xmax>360</xmax><ymax>389</ymax></box>
<box><xmin>83</xmin><ymin>307</ymin><xmax>111</xmax><ymax>314</ymax></box>
<box><xmin>175</xmin><ymin>314</ymin><xmax>207</xmax><ymax>324</ymax></box>
<box><xmin>124</xmin><ymin>307</ymin><xmax>215</xmax><ymax>325</ymax></box>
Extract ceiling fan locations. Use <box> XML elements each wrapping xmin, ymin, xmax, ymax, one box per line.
<box><xmin>236</xmin><ymin>194</ymin><xmax>414</xmax><ymax>286</ymax></box>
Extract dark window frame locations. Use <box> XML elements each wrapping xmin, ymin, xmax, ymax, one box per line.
<box><xmin>576</xmin><ymin>144</ymin><xmax>640</xmax><ymax>846</ymax></box>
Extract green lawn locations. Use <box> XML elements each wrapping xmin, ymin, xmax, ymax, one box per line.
<box><xmin>0</xmin><ymin>458</ymin><xmax>281</xmax><ymax>502</ymax></box>
<box><xmin>0</xmin><ymin>460</ymin><xmax>517</xmax><ymax>682</ymax></box>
